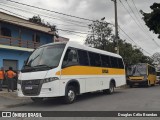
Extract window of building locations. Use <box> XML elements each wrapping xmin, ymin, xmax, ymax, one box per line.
<box><xmin>77</xmin><ymin>49</ymin><xmax>89</xmax><ymax>66</ymax></box>
<box><xmin>32</xmin><ymin>34</ymin><xmax>40</xmax><ymax>43</ymax></box>
<box><xmin>35</xmin><ymin>35</ymin><xmax>40</xmax><ymax>43</ymax></box>
<box><xmin>88</xmin><ymin>52</ymin><xmax>101</xmax><ymax>67</ymax></box>
<box><xmin>101</xmin><ymin>54</ymin><xmax>111</xmax><ymax>67</ymax></box>
<box><xmin>1</xmin><ymin>27</ymin><xmax>11</xmax><ymax>37</ymax></box>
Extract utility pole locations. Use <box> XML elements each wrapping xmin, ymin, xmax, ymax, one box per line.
<box><xmin>112</xmin><ymin>0</ymin><xmax>119</xmax><ymax>54</ymax></box>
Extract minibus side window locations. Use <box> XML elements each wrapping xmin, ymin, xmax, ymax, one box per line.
<box><xmin>101</xmin><ymin>54</ymin><xmax>111</xmax><ymax>68</ymax></box>
<box><xmin>110</xmin><ymin>57</ymin><xmax>118</xmax><ymax>68</ymax></box>
<box><xmin>88</xmin><ymin>52</ymin><xmax>101</xmax><ymax>67</ymax></box>
<box><xmin>77</xmin><ymin>49</ymin><xmax>89</xmax><ymax>66</ymax></box>
<box><xmin>117</xmin><ymin>58</ymin><xmax>124</xmax><ymax>69</ymax></box>
<box><xmin>62</xmin><ymin>48</ymin><xmax>78</xmax><ymax>67</ymax></box>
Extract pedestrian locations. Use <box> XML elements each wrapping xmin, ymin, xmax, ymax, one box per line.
<box><xmin>6</xmin><ymin>67</ymin><xmax>16</xmax><ymax>92</ymax></box>
<box><xmin>0</xmin><ymin>67</ymin><xmax>5</xmax><ymax>91</ymax></box>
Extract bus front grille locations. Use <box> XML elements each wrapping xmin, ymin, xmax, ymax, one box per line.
<box><xmin>21</xmin><ymin>79</ymin><xmax>43</xmax><ymax>96</ymax></box>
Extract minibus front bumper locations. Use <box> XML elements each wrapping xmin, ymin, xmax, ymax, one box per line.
<box><xmin>127</xmin><ymin>79</ymin><xmax>147</xmax><ymax>85</ymax></box>
<box><xmin>17</xmin><ymin>79</ymin><xmax>61</xmax><ymax>97</ymax></box>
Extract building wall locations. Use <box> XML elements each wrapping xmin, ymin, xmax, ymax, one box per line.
<box><xmin>0</xmin><ymin>22</ymin><xmax>53</xmax><ymax>48</ymax></box>
<box><xmin>0</xmin><ymin>22</ymin><xmax>54</xmax><ymax>71</ymax></box>
<box><xmin>0</xmin><ymin>49</ymin><xmax>31</xmax><ymax>70</ymax></box>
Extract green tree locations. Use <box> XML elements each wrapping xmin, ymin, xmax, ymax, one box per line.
<box><xmin>29</xmin><ymin>15</ymin><xmax>45</xmax><ymax>26</ymax></box>
<box><xmin>85</xmin><ymin>20</ymin><xmax>153</xmax><ymax>66</ymax></box>
<box><xmin>29</xmin><ymin>15</ymin><xmax>58</xmax><ymax>37</ymax></box>
<box><xmin>141</xmin><ymin>3</ymin><xmax>160</xmax><ymax>38</ymax></box>
<box><xmin>85</xmin><ymin>20</ymin><xmax>115</xmax><ymax>52</ymax></box>
<box><xmin>118</xmin><ymin>40</ymin><xmax>152</xmax><ymax>65</ymax></box>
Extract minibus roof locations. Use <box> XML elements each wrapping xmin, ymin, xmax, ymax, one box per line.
<box><xmin>38</xmin><ymin>41</ymin><xmax>122</xmax><ymax>58</ymax></box>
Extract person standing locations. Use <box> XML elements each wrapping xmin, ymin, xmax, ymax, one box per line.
<box><xmin>6</xmin><ymin>67</ymin><xmax>16</xmax><ymax>92</ymax></box>
<box><xmin>0</xmin><ymin>67</ymin><xmax>5</xmax><ymax>91</ymax></box>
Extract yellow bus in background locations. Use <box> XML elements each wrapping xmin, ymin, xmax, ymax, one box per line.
<box><xmin>127</xmin><ymin>63</ymin><xmax>156</xmax><ymax>87</ymax></box>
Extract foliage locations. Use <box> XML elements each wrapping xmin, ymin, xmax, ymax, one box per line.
<box><xmin>29</xmin><ymin>15</ymin><xmax>58</xmax><ymax>37</ymax></box>
<box><xmin>140</xmin><ymin>3</ymin><xmax>160</xmax><ymax>38</ymax></box>
<box><xmin>29</xmin><ymin>15</ymin><xmax>46</xmax><ymax>26</ymax></box>
<box><xmin>85</xmin><ymin>20</ymin><xmax>153</xmax><ymax>66</ymax></box>
<box><xmin>85</xmin><ymin>20</ymin><xmax>115</xmax><ymax>51</ymax></box>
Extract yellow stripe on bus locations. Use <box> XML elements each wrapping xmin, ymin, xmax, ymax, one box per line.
<box><xmin>56</xmin><ymin>66</ymin><xmax>125</xmax><ymax>75</ymax></box>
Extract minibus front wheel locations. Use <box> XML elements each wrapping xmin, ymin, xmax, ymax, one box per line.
<box><xmin>64</xmin><ymin>86</ymin><xmax>77</xmax><ymax>104</ymax></box>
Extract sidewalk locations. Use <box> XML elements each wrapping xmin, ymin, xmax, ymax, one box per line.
<box><xmin>0</xmin><ymin>89</ymin><xmax>31</xmax><ymax>110</ymax></box>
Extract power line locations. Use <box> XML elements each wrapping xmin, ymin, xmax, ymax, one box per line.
<box><xmin>57</xmin><ymin>28</ymin><xmax>90</xmax><ymax>35</ymax></box>
<box><xmin>131</xmin><ymin>0</ymin><xmax>143</xmax><ymax>21</ymax></box>
<box><xmin>119</xmin><ymin>0</ymin><xmax>160</xmax><ymax>48</ymax></box>
<box><xmin>126</xmin><ymin>0</ymin><xmax>160</xmax><ymax>47</ymax></box>
<box><xmin>4</xmin><ymin>0</ymin><xmax>111</xmax><ymax>26</ymax></box>
<box><xmin>125</xmin><ymin>0</ymin><xmax>144</xmax><ymax>31</ymax></box>
<box><xmin>60</xmin><ymin>30</ymin><xmax>86</xmax><ymax>38</ymax></box>
<box><xmin>1</xmin><ymin>0</ymin><xmax>153</xmax><ymax>56</ymax></box>
<box><xmin>110</xmin><ymin>21</ymin><xmax>153</xmax><ymax>56</ymax></box>
<box><xmin>131</xmin><ymin>0</ymin><xmax>160</xmax><ymax>47</ymax></box>
<box><xmin>0</xmin><ymin>11</ymin><xmax>153</xmax><ymax>56</ymax></box>
<box><xmin>0</xmin><ymin>7</ymin><xmax>28</xmax><ymax>19</ymax></box>
<box><xmin>118</xmin><ymin>26</ymin><xmax>152</xmax><ymax>56</ymax></box>
<box><xmin>5</xmin><ymin>0</ymin><xmax>95</xmax><ymax>22</ymax></box>
<box><xmin>0</xmin><ymin>2</ymin><xmax>89</xmax><ymax>29</ymax></box>
<box><xmin>0</xmin><ymin>17</ymin><xmax>91</xmax><ymax>36</ymax></box>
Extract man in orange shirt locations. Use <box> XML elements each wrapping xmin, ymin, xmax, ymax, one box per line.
<box><xmin>6</xmin><ymin>67</ymin><xmax>16</xmax><ymax>92</ymax></box>
<box><xmin>0</xmin><ymin>67</ymin><xmax>5</xmax><ymax>91</ymax></box>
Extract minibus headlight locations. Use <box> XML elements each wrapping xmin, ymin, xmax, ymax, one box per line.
<box><xmin>43</xmin><ymin>77</ymin><xmax>59</xmax><ymax>83</ymax></box>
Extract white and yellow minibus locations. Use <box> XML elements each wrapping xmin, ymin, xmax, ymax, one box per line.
<box><xmin>17</xmin><ymin>41</ymin><xmax>126</xmax><ymax>103</ymax></box>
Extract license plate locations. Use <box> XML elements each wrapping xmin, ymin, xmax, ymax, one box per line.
<box><xmin>135</xmin><ymin>83</ymin><xmax>139</xmax><ymax>85</ymax></box>
<box><xmin>25</xmin><ymin>86</ymin><xmax>33</xmax><ymax>90</ymax></box>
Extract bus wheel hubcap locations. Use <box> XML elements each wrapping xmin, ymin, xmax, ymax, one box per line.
<box><xmin>68</xmin><ymin>90</ymin><xmax>75</xmax><ymax>101</ymax></box>
<box><xmin>110</xmin><ymin>84</ymin><xmax>114</xmax><ymax>92</ymax></box>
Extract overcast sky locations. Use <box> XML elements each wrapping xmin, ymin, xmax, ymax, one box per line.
<box><xmin>0</xmin><ymin>0</ymin><xmax>160</xmax><ymax>56</ymax></box>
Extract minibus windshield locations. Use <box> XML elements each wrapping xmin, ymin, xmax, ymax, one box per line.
<box><xmin>127</xmin><ymin>64</ymin><xmax>147</xmax><ymax>76</ymax></box>
<box><xmin>24</xmin><ymin>44</ymin><xmax>65</xmax><ymax>70</ymax></box>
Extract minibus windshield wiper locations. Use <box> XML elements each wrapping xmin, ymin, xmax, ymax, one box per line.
<box><xmin>33</xmin><ymin>64</ymin><xmax>53</xmax><ymax>69</ymax></box>
<box><xmin>23</xmin><ymin>64</ymin><xmax>32</xmax><ymax>69</ymax></box>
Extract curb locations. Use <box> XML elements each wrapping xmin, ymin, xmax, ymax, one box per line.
<box><xmin>0</xmin><ymin>101</ymin><xmax>31</xmax><ymax>110</ymax></box>
<box><xmin>0</xmin><ymin>92</ymin><xmax>17</xmax><ymax>99</ymax></box>
<box><xmin>0</xmin><ymin>90</ymin><xmax>31</xmax><ymax>109</ymax></box>
<box><xmin>0</xmin><ymin>92</ymin><xmax>31</xmax><ymax>100</ymax></box>
<box><xmin>0</xmin><ymin>89</ymin><xmax>29</xmax><ymax>100</ymax></box>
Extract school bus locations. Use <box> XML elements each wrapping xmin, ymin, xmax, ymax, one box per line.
<box><xmin>127</xmin><ymin>63</ymin><xmax>156</xmax><ymax>87</ymax></box>
<box><xmin>17</xmin><ymin>41</ymin><xmax>126</xmax><ymax>103</ymax></box>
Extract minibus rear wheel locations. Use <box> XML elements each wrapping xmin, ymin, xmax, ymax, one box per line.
<box><xmin>64</xmin><ymin>86</ymin><xmax>77</xmax><ymax>104</ymax></box>
<box><xmin>103</xmin><ymin>81</ymin><xmax>115</xmax><ymax>94</ymax></box>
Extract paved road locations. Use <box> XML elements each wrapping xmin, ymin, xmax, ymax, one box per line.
<box><xmin>1</xmin><ymin>85</ymin><xmax>160</xmax><ymax>120</ymax></box>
